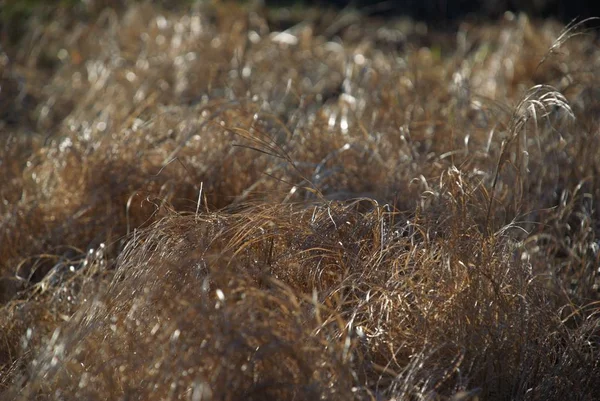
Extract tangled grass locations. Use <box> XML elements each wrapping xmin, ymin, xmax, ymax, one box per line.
<box><xmin>1</xmin><ymin>2</ymin><xmax>599</xmax><ymax>400</ymax></box>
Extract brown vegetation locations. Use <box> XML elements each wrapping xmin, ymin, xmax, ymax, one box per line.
<box><xmin>1</xmin><ymin>2</ymin><xmax>599</xmax><ymax>400</ymax></box>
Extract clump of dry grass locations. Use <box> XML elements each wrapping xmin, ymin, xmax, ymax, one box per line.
<box><xmin>1</xmin><ymin>1</ymin><xmax>599</xmax><ymax>400</ymax></box>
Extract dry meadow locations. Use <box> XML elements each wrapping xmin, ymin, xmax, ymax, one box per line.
<box><xmin>1</xmin><ymin>2</ymin><xmax>599</xmax><ymax>400</ymax></box>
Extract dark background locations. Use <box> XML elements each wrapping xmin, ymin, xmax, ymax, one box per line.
<box><xmin>264</xmin><ymin>0</ymin><xmax>600</xmax><ymax>22</ymax></box>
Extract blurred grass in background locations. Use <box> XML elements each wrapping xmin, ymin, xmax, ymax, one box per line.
<box><xmin>2</xmin><ymin>0</ymin><xmax>599</xmax><ymax>46</ymax></box>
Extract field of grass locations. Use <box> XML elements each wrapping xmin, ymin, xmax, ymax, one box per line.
<box><xmin>1</xmin><ymin>1</ymin><xmax>599</xmax><ymax>400</ymax></box>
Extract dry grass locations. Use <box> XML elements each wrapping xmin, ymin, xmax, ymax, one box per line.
<box><xmin>1</xmin><ymin>2</ymin><xmax>599</xmax><ymax>400</ymax></box>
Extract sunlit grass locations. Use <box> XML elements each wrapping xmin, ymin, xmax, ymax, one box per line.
<box><xmin>1</xmin><ymin>2</ymin><xmax>599</xmax><ymax>400</ymax></box>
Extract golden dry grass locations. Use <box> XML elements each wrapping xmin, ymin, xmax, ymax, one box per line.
<box><xmin>1</xmin><ymin>2</ymin><xmax>599</xmax><ymax>400</ymax></box>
